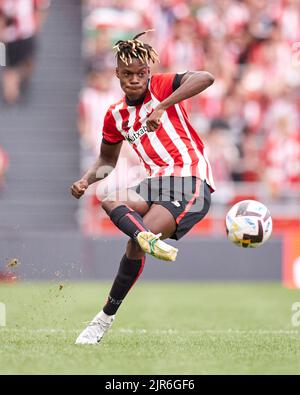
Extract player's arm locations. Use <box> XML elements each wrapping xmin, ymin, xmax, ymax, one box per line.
<box><xmin>147</xmin><ymin>71</ymin><xmax>214</xmax><ymax>132</ymax></box>
<box><xmin>71</xmin><ymin>140</ymin><xmax>122</xmax><ymax>199</ymax></box>
<box><xmin>170</xmin><ymin>70</ymin><xmax>215</xmax><ymax>102</ymax></box>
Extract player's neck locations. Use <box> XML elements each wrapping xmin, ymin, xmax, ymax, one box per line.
<box><xmin>125</xmin><ymin>80</ymin><xmax>149</xmax><ymax>106</ymax></box>
<box><xmin>125</xmin><ymin>91</ymin><xmax>147</xmax><ymax>106</ymax></box>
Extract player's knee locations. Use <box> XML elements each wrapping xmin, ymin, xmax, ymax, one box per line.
<box><xmin>102</xmin><ymin>199</ymin><xmax>119</xmax><ymax>215</ymax></box>
<box><xmin>126</xmin><ymin>239</ymin><xmax>144</xmax><ymax>260</ymax></box>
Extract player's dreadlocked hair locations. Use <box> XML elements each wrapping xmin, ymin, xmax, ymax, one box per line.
<box><xmin>113</xmin><ymin>30</ymin><xmax>159</xmax><ymax>66</ymax></box>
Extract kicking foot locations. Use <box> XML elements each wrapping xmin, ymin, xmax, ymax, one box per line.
<box><xmin>75</xmin><ymin>310</ymin><xmax>115</xmax><ymax>345</ymax></box>
<box><xmin>136</xmin><ymin>231</ymin><xmax>178</xmax><ymax>262</ymax></box>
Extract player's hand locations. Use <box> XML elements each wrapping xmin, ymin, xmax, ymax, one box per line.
<box><xmin>146</xmin><ymin>107</ymin><xmax>165</xmax><ymax>132</ymax></box>
<box><xmin>71</xmin><ymin>179</ymin><xmax>89</xmax><ymax>199</ymax></box>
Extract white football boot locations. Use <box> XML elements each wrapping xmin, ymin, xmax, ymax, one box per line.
<box><xmin>75</xmin><ymin>310</ymin><xmax>115</xmax><ymax>345</ymax></box>
<box><xmin>136</xmin><ymin>232</ymin><xmax>178</xmax><ymax>262</ymax></box>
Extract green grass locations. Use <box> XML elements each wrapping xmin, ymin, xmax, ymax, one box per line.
<box><xmin>0</xmin><ymin>282</ymin><xmax>300</xmax><ymax>374</ymax></box>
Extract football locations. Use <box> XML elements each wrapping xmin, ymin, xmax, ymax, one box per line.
<box><xmin>225</xmin><ymin>200</ymin><xmax>272</xmax><ymax>248</ymax></box>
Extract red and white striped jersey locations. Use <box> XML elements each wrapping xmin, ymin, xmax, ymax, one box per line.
<box><xmin>102</xmin><ymin>73</ymin><xmax>215</xmax><ymax>191</ymax></box>
<box><xmin>0</xmin><ymin>0</ymin><xmax>49</xmax><ymax>42</ymax></box>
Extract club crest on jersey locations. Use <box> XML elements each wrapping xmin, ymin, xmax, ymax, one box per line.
<box><xmin>125</xmin><ymin>125</ymin><xmax>148</xmax><ymax>144</ymax></box>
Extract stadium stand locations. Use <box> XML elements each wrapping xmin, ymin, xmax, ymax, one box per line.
<box><xmin>0</xmin><ymin>0</ymin><xmax>82</xmax><ymax>231</ymax></box>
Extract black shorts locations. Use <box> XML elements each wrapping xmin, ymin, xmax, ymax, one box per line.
<box><xmin>131</xmin><ymin>176</ymin><xmax>211</xmax><ymax>240</ymax></box>
<box><xmin>6</xmin><ymin>37</ymin><xmax>36</xmax><ymax>68</ymax></box>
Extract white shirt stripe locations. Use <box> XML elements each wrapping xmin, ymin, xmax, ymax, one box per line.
<box><xmin>138</xmin><ymin>101</ymin><xmax>175</xmax><ymax>177</ymax></box>
<box><xmin>111</xmin><ymin>102</ymin><xmax>125</xmax><ymax>137</ymax></box>
<box><xmin>175</xmin><ymin>104</ymin><xmax>215</xmax><ymax>188</ymax></box>
<box><xmin>151</xmin><ymin>93</ymin><xmax>193</xmax><ymax>177</ymax></box>
<box><xmin>202</xmin><ymin>147</ymin><xmax>216</xmax><ymax>191</ymax></box>
<box><xmin>126</xmin><ymin>106</ymin><xmax>158</xmax><ymax>176</ymax></box>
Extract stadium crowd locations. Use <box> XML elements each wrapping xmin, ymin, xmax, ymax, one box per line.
<box><xmin>79</xmin><ymin>0</ymin><xmax>300</xmax><ymax>206</ymax></box>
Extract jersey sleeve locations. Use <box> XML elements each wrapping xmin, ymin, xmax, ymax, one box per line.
<box><xmin>102</xmin><ymin>109</ymin><xmax>124</xmax><ymax>145</ymax></box>
<box><xmin>172</xmin><ymin>72</ymin><xmax>187</xmax><ymax>91</ymax></box>
<box><xmin>151</xmin><ymin>72</ymin><xmax>187</xmax><ymax>101</ymax></box>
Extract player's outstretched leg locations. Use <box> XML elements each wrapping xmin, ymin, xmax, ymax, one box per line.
<box><xmin>75</xmin><ymin>240</ymin><xmax>145</xmax><ymax>345</ymax></box>
<box><xmin>136</xmin><ymin>231</ymin><xmax>178</xmax><ymax>261</ymax></box>
<box><xmin>105</xmin><ymin>203</ymin><xmax>178</xmax><ymax>262</ymax></box>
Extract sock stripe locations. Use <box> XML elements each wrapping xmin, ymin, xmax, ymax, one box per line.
<box><xmin>126</xmin><ymin>213</ymin><xmax>147</xmax><ymax>232</ymax></box>
<box><xmin>103</xmin><ymin>255</ymin><xmax>145</xmax><ymax>315</ymax></box>
<box><xmin>131</xmin><ymin>256</ymin><xmax>145</xmax><ymax>290</ymax></box>
<box><xmin>124</xmin><ymin>205</ymin><xmax>134</xmax><ymax>212</ymax></box>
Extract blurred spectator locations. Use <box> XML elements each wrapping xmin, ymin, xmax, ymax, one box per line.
<box><xmin>238</xmin><ymin>129</ymin><xmax>262</xmax><ymax>182</ymax></box>
<box><xmin>160</xmin><ymin>18</ymin><xmax>203</xmax><ymax>71</ymax></box>
<box><xmin>262</xmin><ymin>98</ymin><xmax>300</xmax><ymax>199</ymax></box>
<box><xmin>0</xmin><ymin>145</ymin><xmax>8</xmax><ymax>191</ymax></box>
<box><xmin>205</xmin><ymin>119</ymin><xmax>240</xmax><ymax>184</ymax></box>
<box><xmin>0</xmin><ymin>0</ymin><xmax>50</xmax><ymax>104</ymax></box>
<box><xmin>78</xmin><ymin>64</ymin><xmax>119</xmax><ymax>171</ymax></box>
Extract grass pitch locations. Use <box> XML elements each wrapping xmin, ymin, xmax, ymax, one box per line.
<box><xmin>0</xmin><ymin>281</ymin><xmax>300</xmax><ymax>374</ymax></box>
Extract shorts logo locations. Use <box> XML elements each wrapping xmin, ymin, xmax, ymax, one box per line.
<box><xmin>171</xmin><ymin>200</ymin><xmax>181</xmax><ymax>208</ymax></box>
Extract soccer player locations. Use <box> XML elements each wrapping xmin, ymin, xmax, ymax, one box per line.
<box><xmin>71</xmin><ymin>31</ymin><xmax>215</xmax><ymax>345</ymax></box>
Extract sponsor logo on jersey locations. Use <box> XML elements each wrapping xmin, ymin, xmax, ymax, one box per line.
<box><xmin>125</xmin><ymin>125</ymin><xmax>148</xmax><ymax>144</ymax></box>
